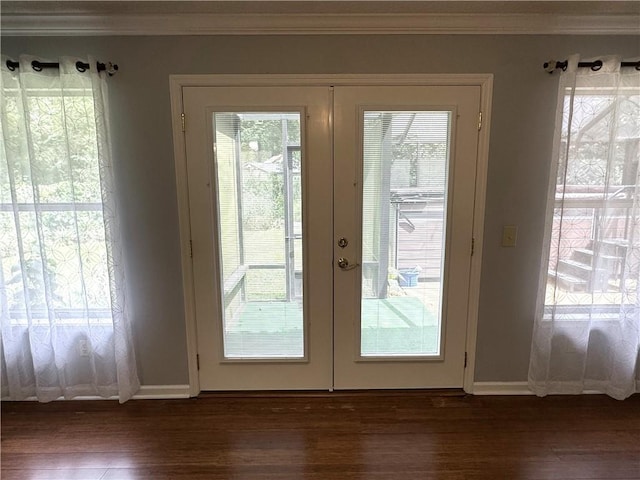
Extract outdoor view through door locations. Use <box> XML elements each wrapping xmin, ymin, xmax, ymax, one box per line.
<box><xmin>215</xmin><ymin>110</ymin><xmax>451</xmax><ymax>360</ymax></box>
<box><xmin>361</xmin><ymin>111</ymin><xmax>450</xmax><ymax>357</ymax></box>
<box><xmin>214</xmin><ymin>112</ymin><xmax>304</xmax><ymax>359</ymax></box>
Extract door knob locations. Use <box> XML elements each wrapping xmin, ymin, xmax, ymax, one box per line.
<box><xmin>337</xmin><ymin>257</ymin><xmax>360</xmax><ymax>271</ymax></box>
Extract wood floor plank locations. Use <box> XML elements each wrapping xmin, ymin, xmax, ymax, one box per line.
<box><xmin>2</xmin><ymin>394</ymin><xmax>639</xmax><ymax>479</ymax></box>
<box><xmin>1</xmin><ymin>468</ymin><xmax>108</xmax><ymax>480</ymax></box>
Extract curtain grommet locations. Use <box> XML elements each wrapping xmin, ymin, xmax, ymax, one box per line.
<box><xmin>106</xmin><ymin>62</ymin><xmax>119</xmax><ymax>76</ymax></box>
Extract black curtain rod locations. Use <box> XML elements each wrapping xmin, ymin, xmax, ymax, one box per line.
<box><xmin>544</xmin><ymin>59</ymin><xmax>640</xmax><ymax>74</ymax></box>
<box><xmin>5</xmin><ymin>60</ymin><xmax>119</xmax><ymax>76</ymax></box>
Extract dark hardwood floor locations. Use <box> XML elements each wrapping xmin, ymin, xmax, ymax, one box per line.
<box><xmin>2</xmin><ymin>392</ymin><xmax>640</xmax><ymax>479</ymax></box>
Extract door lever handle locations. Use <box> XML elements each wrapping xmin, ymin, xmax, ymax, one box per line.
<box><xmin>337</xmin><ymin>257</ymin><xmax>360</xmax><ymax>271</ymax></box>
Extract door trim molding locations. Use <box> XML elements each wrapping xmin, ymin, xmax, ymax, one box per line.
<box><xmin>170</xmin><ymin>79</ymin><xmax>201</xmax><ymax>397</ymax></box>
<box><xmin>464</xmin><ymin>74</ymin><xmax>493</xmax><ymax>395</ymax></box>
<box><xmin>171</xmin><ymin>74</ymin><xmax>494</xmax><ymax>88</ymax></box>
<box><xmin>169</xmin><ymin>74</ymin><xmax>493</xmax><ymax>396</ymax></box>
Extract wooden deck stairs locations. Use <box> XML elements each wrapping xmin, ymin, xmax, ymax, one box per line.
<box><xmin>550</xmin><ymin>239</ymin><xmax>627</xmax><ymax>292</ymax></box>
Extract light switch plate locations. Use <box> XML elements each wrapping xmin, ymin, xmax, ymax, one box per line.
<box><xmin>502</xmin><ymin>225</ymin><xmax>518</xmax><ymax>247</ymax></box>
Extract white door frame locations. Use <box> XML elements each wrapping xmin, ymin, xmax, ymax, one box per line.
<box><xmin>169</xmin><ymin>74</ymin><xmax>493</xmax><ymax>397</ymax></box>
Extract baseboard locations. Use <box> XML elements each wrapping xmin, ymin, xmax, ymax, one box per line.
<box><xmin>133</xmin><ymin>385</ymin><xmax>191</xmax><ymax>399</ymax></box>
<box><xmin>472</xmin><ymin>382</ymin><xmax>534</xmax><ymax>395</ymax></box>
<box><xmin>1</xmin><ymin>385</ymin><xmax>192</xmax><ymax>401</ymax></box>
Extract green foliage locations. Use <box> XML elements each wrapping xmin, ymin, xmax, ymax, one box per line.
<box><xmin>392</xmin><ymin>142</ymin><xmax>447</xmax><ymax>188</ymax></box>
<box><xmin>562</xmin><ymin>141</ymin><xmax>633</xmax><ymax>186</ymax></box>
<box><xmin>4</xmin><ymin>258</ymin><xmax>61</xmax><ymax>310</ymax></box>
<box><xmin>241</xmin><ymin>171</ymin><xmax>284</xmax><ymax>230</ymax></box>
<box><xmin>1</xmin><ymin>92</ymin><xmax>110</xmax><ymax>313</ymax></box>
<box><xmin>239</xmin><ymin>118</ymin><xmax>300</xmax><ymax>160</ymax></box>
<box><xmin>245</xmin><ymin>269</ymin><xmax>286</xmax><ymax>301</ymax></box>
<box><xmin>238</xmin><ymin>118</ymin><xmax>300</xmax><ymax>230</ymax></box>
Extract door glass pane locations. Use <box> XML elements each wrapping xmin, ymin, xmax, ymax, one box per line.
<box><xmin>361</xmin><ymin>111</ymin><xmax>451</xmax><ymax>357</ymax></box>
<box><xmin>213</xmin><ymin>112</ymin><xmax>303</xmax><ymax>359</ymax></box>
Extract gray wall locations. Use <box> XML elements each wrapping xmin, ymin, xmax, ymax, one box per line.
<box><xmin>2</xmin><ymin>35</ymin><xmax>638</xmax><ymax>385</ymax></box>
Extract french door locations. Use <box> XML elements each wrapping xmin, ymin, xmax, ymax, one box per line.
<box><xmin>333</xmin><ymin>86</ymin><xmax>480</xmax><ymax>388</ymax></box>
<box><xmin>182</xmin><ymin>80</ymin><xmax>481</xmax><ymax>391</ymax></box>
<box><xmin>183</xmin><ymin>86</ymin><xmax>333</xmax><ymax>390</ymax></box>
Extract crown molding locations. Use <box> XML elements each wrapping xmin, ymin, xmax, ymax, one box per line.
<box><xmin>2</xmin><ymin>11</ymin><xmax>638</xmax><ymax>36</ymax></box>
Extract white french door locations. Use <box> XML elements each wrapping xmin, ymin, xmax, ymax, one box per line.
<box><xmin>183</xmin><ymin>86</ymin><xmax>333</xmax><ymax>389</ymax></box>
<box><xmin>181</xmin><ymin>79</ymin><xmax>482</xmax><ymax>391</ymax></box>
<box><xmin>333</xmin><ymin>86</ymin><xmax>480</xmax><ymax>389</ymax></box>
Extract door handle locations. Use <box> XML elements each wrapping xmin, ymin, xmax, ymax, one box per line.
<box><xmin>337</xmin><ymin>257</ymin><xmax>360</xmax><ymax>271</ymax></box>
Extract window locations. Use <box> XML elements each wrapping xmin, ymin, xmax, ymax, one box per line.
<box><xmin>1</xmin><ymin>56</ymin><xmax>138</xmax><ymax>402</ymax></box>
<box><xmin>544</xmin><ymin>85</ymin><xmax>639</xmax><ymax>320</ymax></box>
<box><xmin>530</xmin><ymin>55</ymin><xmax>639</xmax><ymax>400</ymax></box>
<box><xmin>1</xmin><ymin>85</ymin><xmax>112</xmax><ymax>326</ymax></box>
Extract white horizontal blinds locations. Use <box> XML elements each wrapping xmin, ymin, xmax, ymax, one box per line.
<box><xmin>213</xmin><ymin>112</ymin><xmax>304</xmax><ymax>359</ymax></box>
<box><xmin>361</xmin><ymin>111</ymin><xmax>451</xmax><ymax>357</ymax></box>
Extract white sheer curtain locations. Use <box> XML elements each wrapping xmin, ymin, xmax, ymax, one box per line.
<box><xmin>530</xmin><ymin>55</ymin><xmax>640</xmax><ymax>400</ymax></box>
<box><xmin>0</xmin><ymin>55</ymin><xmax>139</xmax><ymax>402</ymax></box>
